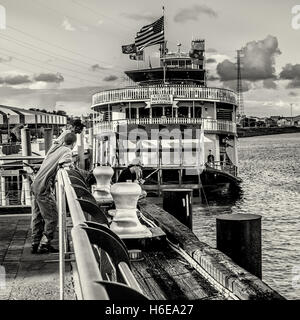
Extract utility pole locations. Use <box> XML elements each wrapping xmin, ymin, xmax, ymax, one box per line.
<box><xmin>236</xmin><ymin>50</ymin><xmax>245</xmax><ymax>121</ymax></box>
<box><xmin>7</xmin><ymin>113</ymin><xmax>10</xmax><ymax>144</ymax></box>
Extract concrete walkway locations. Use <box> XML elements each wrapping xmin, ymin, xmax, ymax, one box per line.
<box><xmin>0</xmin><ymin>214</ymin><xmax>75</xmax><ymax>300</ymax></box>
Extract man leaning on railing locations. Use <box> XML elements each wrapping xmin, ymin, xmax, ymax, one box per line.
<box><xmin>30</xmin><ymin>132</ymin><xmax>78</xmax><ymax>254</ymax></box>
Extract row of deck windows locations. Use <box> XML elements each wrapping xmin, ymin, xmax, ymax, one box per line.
<box><xmin>100</xmin><ymin>105</ymin><xmax>233</xmax><ymax>122</ymax></box>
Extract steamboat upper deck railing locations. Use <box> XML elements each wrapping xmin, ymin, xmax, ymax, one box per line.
<box><xmin>92</xmin><ymin>85</ymin><xmax>238</xmax><ymax>107</ymax></box>
<box><xmin>94</xmin><ymin>118</ymin><xmax>237</xmax><ymax>135</ymax></box>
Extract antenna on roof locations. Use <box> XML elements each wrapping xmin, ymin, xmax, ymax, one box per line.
<box><xmin>177</xmin><ymin>43</ymin><xmax>182</xmax><ymax>54</ymax></box>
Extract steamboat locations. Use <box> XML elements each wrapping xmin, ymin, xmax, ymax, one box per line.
<box><xmin>91</xmin><ymin>17</ymin><xmax>241</xmax><ymax>198</ymax></box>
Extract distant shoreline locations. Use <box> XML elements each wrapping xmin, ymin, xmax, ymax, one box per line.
<box><xmin>237</xmin><ymin>126</ymin><xmax>300</xmax><ymax>138</ymax></box>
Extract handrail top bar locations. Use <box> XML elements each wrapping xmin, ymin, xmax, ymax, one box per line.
<box><xmin>71</xmin><ymin>226</ymin><xmax>109</xmax><ymax>300</ymax></box>
<box><xmin>92</xmin><ymin>84</ymin><xmax>237</xmax><ymax>96</ymax></box>
<box><xmin>91</xmin><ymin>85</ymin><xmax>238</xmax><ymax>108</ymax></box>
<box><xmin>0</xmin><ymin>156</ymin><xmax>45</xmax><ymax>161</ymax></box>
<box><xmin>57</xmin><ymin>169</ymin><xmax>87</xmax><ymax>226</ymax></box>
<box><xmin>94</xmin><ymin>118</ymin><xmax>237</xmax><ymax>135</ymax></box>
<box><xmin>94</xmin><ymin>117</ymin><xmax>234</xmax><ymax>124</ymax></box>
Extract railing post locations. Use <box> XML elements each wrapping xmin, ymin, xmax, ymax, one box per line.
<box><xmin>0</xmin><ymin>175</ymin><xmax>6</xmax><ymax>206</ymax></box>
<box><xmin>56</xmin><ymin>174</ymin><xmax>66</xmax><ymax>300</ymax></box>
<box><xmin>21</xmin><ymin>128</ymin><xmax>32</xmax><ymax>206</ymax></box>
<box><xmin>44</xmin><ymin>128</ymin><xmax>53</xmax><ymax>154</ymax></box>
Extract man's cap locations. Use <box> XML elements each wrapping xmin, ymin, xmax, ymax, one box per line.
<box><xmin>64</xmin><ymin>132</ymin><xmax>77</xmax><ymax>145</ymax></box>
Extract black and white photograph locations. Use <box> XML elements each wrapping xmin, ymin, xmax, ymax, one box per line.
<box><xmin>0</xmin><ymin>0</ymin><xmax>299</xmax><ymax>310</ymax></box>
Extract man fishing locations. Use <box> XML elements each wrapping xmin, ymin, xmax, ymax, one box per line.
<box><xmin>117</xmin><ymin>158</ymin><xmax>144</xmax><ymax>183</ymax></box>
<box><xmin>117</xmin><ymin>158</ymin><xmax>161</xmax><ymax>199</ymax></box>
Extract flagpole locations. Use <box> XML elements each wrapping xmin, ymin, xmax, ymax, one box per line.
<box><xmin>163</xmin><ymin>5</ymin><xmax>167</xmax><ymax>53</ymax></box>
<box><xmin>162</xmin><ymin>5</ymin><xmax>166</xmax><ymax>84</ymax></box>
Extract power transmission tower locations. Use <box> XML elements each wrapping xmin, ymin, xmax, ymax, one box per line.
<box><xmin>236</xmin><ymin>49</ymin><xmax>245</xmax><ymax>120</ymax></box>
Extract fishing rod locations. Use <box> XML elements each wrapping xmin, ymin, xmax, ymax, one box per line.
<box><xmin>137</xmin><ymin>168</ymin><xmax>160</xmax><ymax>185</ymax></box>
<box><xmin>144</xmin><ymin>168</ymin><xmax>160</xmax><ymax>181</ymax></box>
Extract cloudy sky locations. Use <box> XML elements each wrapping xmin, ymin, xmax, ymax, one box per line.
<box><xmin>0</xmin><ymin>0</ymin><xmax>299</xmax><ymax>116</ymax></box>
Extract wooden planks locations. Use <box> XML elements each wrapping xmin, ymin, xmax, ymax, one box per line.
<box><xmin>131</xmin><ymin>247</ymin><xmax>221</xmax><ymax>300</ymax></box>
<box><xmin>138</xmin><ymin>199</ymin><xmax>207</xmax><ymax>256</ymax></box>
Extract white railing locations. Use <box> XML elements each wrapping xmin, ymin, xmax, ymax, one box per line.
<box><xmin>92</xmin><ymin>85</ymin><xmax>237</xmax><ymax>106</ymax></box>
<box><xmin>94</xmin><ymin>118</ymin><xmax>237</xmax><ymax>135</ymax></box>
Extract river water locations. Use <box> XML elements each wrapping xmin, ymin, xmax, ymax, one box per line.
<box><xmin>193</xmin><ymin>132</ymin><xmax>300</xmax><ymax>300</ymax></box>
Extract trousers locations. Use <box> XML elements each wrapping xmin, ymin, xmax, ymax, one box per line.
<box><xmin>31</xmin><ymin>191</ymin><xmax>58</xmax><ymax>245</ymax></box>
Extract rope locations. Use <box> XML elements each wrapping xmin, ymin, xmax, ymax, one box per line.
<box><xmin>198</xmin><ymin>171</ymin><xmax>212</xmax><ymax>215</ymax></box>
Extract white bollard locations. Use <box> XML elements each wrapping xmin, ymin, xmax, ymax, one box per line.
<box><xmin>109</xmin><ymin>182</ymin><xmax>152</xmax><ymax>239</ymax></box>
<box><xmin>92</xmin><ymin>166</ymin><xmax>114</xmax><ymax>205</ymax></box>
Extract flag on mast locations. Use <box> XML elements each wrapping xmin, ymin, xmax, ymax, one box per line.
<box><xmin>135</xmin><ymin>16</ymin><xmax>164</xmax><ymax>51</ymax></box>
<box><xmin>122</xmin><ymin>43</ymin><xmax>136</xmax><ymax>54</ymax></box>
<box><xmin>129</xmin><ymin>50</ymin><xmax>144</xmax><ymax>61</ymax></box>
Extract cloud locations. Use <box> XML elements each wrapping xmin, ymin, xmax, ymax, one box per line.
<box><xmin>217</xmin><ymin>35</ymin><xmax>281</xmax><ymax>82</ymax></box>
<box><xmin>0</xmin><ymin>85</ymin><xmax>106</xmax><ymax>114</ymax></box>
<box><xmin>263</xmin><ymin>78</ymin><xmax>277</xmax><ymax>89</ymax></box>
<box><xmin>288</xmin><ymin>91</ymin><xmax>298</xmax><ymax>97</ymax></box>
<box><xmin>174</xmin><ymin>5</ymin><xmax>218</xmax><ymax>23</ymax></box>
<box><xmin>0</xmin><ymin>72</ymin><xmax>64</xmax><ymax>87</ymax></box>
<box><xmin>206</xmin><ymin>48</ymin><xmax>217</xmax><ymax>53</ymax></box>
<box><xmin>262</xmin><ymin>100</ymin><xmax>288</xmax><ymax>108</ymax></box>
<box><xmin>79</xmin><ymin>26</ymin><xmax>89</xmax><ymax>32</ymax></box>
<box><xmin>103</xmin><ymin>75</ymin><xmax>118</xmax><ymax>82</ymax></box>
<box><xmin>0</xmin><ymin>74</ymin><xmax>32</xmax><ymax>85</ymax></box>
<box><xmin>91</xmin><ymin>64</ymin><xmax>111</xmax><ymax>72</ymax></box>
<box><xmin>34</xmin><ymin>73</ymin><xmax>64</xmax><ymax>83</ymax></box>
<box><xmin>206</xmin><ymin>58</ymin><xmax>216</xmax><ymax>64</ymax></box>
<box><xmin>0</xmin><ymin>56</ymin><xmax>13</xmax><ymax>63</ymax></box>
<box><xmin>62</xmin><ymin>18</ymin><xmax>76</xmax><ymax>31</ymax></box>
<box><xmin>207</xmin><ymin>75</ymin><xmax>219</xmax><ymax>81</ymax></box>
<box><xmin>222</xmin><ymin>80</ymin><xmax>251</xmax><ymax>92</ymax></box>
<box><xmin>279</xmin><ymin>64</ymin><xmax>300</xmax><ymax>88</ymax></box>
<box><xmin>216</xmin><ymin>59</ymin><xmax>236</xmax><ymax>81</ymax></box>
<box><xmin>122</xmin><ymin>12</ymin><xmax>157</xmax><ymax>22</ymax></box>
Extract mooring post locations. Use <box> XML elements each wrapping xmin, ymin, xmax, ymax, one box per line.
<box><xmin>216</xmin><ymin>214</ymin><xmax>262</xmax><ymax>279</ymax></box>
<box><xmin>21</xmin><ymin>128</ymin><xmax>32</xmax><ymax>206</ymax></box>
<box><xmin>44</xmin><ymin>128</ymin><xmax>53</xmax><ymax>154</ymax></box>
<box><xmin>88</xmin><ymin>127</ymin><xmax>93</xmax><ymax>149</ymax></box>
<box><xmin>88</xmin><ymin>128</ymin><xmax>93</xmax><ymax>170</ymax></box>
<box><xmin>77</xmin><ymin>131</ymin><xmax>85</xmax><ymax>169</ymax></box>
<box><xmin>162</xmin><ymin>189</ymin><xmax>193</xmax><ymax>230</ymax></box>
<box><xmin>21</xmin><ymin>128</ymin><xmax>32</xmax><ymax>156</ymax></box>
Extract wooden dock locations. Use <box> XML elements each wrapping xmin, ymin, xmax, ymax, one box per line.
<box><xmin>0</xmin><ymin>214</ymin><xmax>75</xmax><ymax>300</ymax></box>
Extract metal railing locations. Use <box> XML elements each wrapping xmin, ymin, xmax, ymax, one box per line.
<box><xmin>94</xmin><ymin>118</ymin><xmax>237</xmax><ymax>134</ymax></box>
<box><xmin>0</xmin><ymin>151</ymin><xmax>92</xmax><ymax>208</ymax></box>
<box><xmin>92</xmin><ymin>85</ymin><xmax>238</xmax><ymax>106</ymax></box>
<box><xmin>0</xmin><ymin>156</ymin><xmax>44</xmax><ymax>207</ymax></box>
<box><xmin>206</xmin><ymin>161</ymin><xmax>238</xmax><ymax>177</ymax></box>
<box><xmin>56</xmin><ymin>168</ymin><xmax>147</xmax><ymax>300</ymax></box>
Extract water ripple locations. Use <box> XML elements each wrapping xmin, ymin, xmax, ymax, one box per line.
<box><xmin>193</xmin><ymin>133</ymin><xmax>300</xmax><ymax>300</ymax></box>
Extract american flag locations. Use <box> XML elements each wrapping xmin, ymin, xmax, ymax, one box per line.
<box><xmin>135</xmin><ymin>16</ymin><xmax>164</xmax><ymax>51</ymax></box>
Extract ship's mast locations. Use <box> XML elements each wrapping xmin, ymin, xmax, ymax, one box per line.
<box><xmin>161</xmin><ymin>6</ymin><xmax>167</xmax><ymax>84</ymax></box>
<box><xmin>160</xmin><ymin>6</ymin><xmax>167</xmax><ymax>58</ymax></box>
